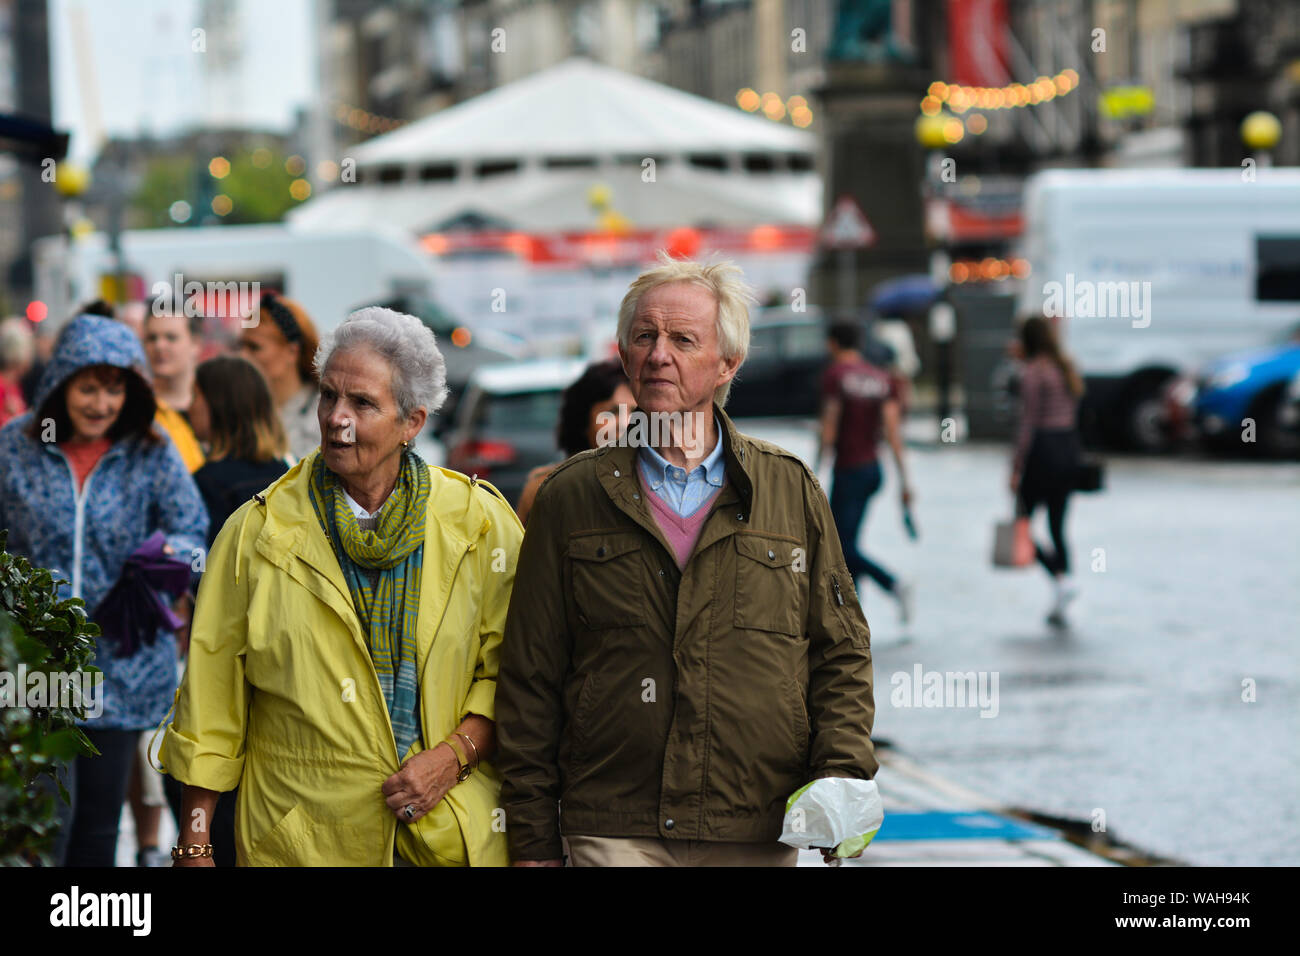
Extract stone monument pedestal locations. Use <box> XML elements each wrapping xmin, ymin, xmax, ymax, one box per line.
<box><xmin>811</xmin><ymin>61</ymin><xmax>933</xmax><ymax>318</ymax></box>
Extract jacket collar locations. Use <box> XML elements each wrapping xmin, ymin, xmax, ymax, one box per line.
<box><xmin>636</xmin><ymin>411</ymin><xmax>727</xmax><ymax>492</ymax></box>
<box><xmin>713</xmin><ymin>403</ymin><xmax>755</xmax><ymax>509</ymax></box>
<box><xmin>598</xmin><ymin>403</ymin><xmax>754</xmax><ymax>506</ymax></box>
<box><xmin>595</xmin><ymin>403</ymin><xmax>756</xmax><ymax>564</ymax></box>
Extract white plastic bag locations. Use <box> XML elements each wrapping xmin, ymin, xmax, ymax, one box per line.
<box><xmin>779</xmin><ymin>777</ymin><xmax>884</xmax><ymax>859</ymax></box>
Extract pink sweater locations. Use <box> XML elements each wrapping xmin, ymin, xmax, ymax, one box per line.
<box><xmin>641</xmin><ymin>473</ymin><xmax>722</xmax><ymax>569</ymax></box>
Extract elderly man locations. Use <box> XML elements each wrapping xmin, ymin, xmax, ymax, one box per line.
<box><xmin>496</xmin><ymin>256</ymin><xmax>877</xmax><ymax>867</ymax></box>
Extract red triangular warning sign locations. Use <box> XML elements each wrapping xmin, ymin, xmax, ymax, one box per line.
<box><xmin>822</xmin><ymin>195</ymin><xmax>876</xmax><ymax>249</ymax></box>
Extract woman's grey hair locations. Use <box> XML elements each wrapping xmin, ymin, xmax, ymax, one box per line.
<box><xmin>314</xmin><ymin>307</ymin><xmax>448</xmax><ymax>419</ymax></box>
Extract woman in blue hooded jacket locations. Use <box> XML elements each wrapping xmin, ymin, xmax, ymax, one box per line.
<box><xmin>0</xmin><ymin>314</ymin><xmax>208</xmax><ymax>866</ymax></box>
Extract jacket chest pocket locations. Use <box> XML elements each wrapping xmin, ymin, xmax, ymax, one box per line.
<box><xmin>566</xmin><ymin>532</ymin><xmax>646</xmax><ymax>629</ymax></box>
<box><xmin>734</xmin><ymin>533</ymin><xmax>805</xmax><ymax>636</ymax></box>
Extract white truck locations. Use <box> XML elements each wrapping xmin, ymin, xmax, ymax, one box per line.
<box><xmin>1015</xmin><ymin>168</ymin><xmax>1300</xmax><ymax>449</ymax></box>
<box><xmin>32</xmin><ymin>222</ymin><xmax>441</xmax><ymax>333</ymax></box>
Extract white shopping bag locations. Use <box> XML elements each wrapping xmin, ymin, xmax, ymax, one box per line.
<box><xmin>779</xmin><ymin>777</ymin><xmax>884</xmax><ymax>859</ymax></box>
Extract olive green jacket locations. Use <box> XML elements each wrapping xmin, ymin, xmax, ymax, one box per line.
<box><xmin>495</xmin><ymin>405</ymin><xmax>877</xmax><ymax>861</ymax></box>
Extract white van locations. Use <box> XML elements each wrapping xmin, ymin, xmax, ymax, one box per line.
<box><xmin>1015</xmin><ymin>168</ymin><xmax>1300</xmax><ymax>449</ymax></box>
<box><xmin>33</xmin><ymin>223</ymin><xmax>440</xmax><ymax>334</ymax></box>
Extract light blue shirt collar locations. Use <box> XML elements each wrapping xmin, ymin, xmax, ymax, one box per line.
<box><xmin>637</xmin><ymin>413</ymin><xmax>726</xmax><ymax>493</ymax></box>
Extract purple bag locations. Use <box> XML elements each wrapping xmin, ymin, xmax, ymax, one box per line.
<box><xmin>94</xmin><ymin>531</ymin><xmax>192</xmax><ymax>657</ymax></box>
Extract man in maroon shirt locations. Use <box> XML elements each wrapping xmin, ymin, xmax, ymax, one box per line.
<box><xmin>817</xmin><ymin>321</ymin><xmax>914</xmax><ymax>625</ymax></box>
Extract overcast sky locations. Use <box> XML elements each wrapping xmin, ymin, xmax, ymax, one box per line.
<box><xmin>51</xmin><ymin>0</ymin><xmax>315</xmax><ymax>162</ymax></box>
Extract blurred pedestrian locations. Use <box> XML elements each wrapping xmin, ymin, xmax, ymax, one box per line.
<box><xmin>0</xmin><ymin>316</ymin><xmax>34</xmax><ymax>428</ymax></box>
<box><xmin>238</xmin><ymin>291</ymin><xmax>321</xmax><ymax>463</ymax></box>
<box><xmin>515</xmin><ymin>358</ymin><xmax>633</xmax><ymax>524</ymax></box>
<box><xmin>496</xmin><ymin>256</ymin><xmax>877</xmax><ymax>867</ymax></box>
<box><xmin>0</xmin><ymin>314</ymin><xmax>208</xmax><ymax>867</ymax></box>
<box><xmin>19</xmin><ymin>322</ymin><xmax>56</xmax><ymax>407</ymax></box>
<box><xmin>142</xmin><ymin>301</ymin><xmax>205</xmax><ymax>473</ymax></box>
<box><xmin>117</xmin><ymin>300</ymin><xmax>147</xmax><ymax>341</ymax></box>
<box><xmin>163</xmin><ymin>307</ymin><xmax>521</xmax><ymax>866</ymax></box>
<box><xmin>818</xmin><ymin>321</ymin><xmax>914</xmax><ymax>625</ymax></box>
<box><xmin>1009</xmin><ymin>316</ymin><xmax>1086</xmax><ymax>627</ymax></box>
<box><xmin>51</xmin><ymin>301</ymin><xmax>196</xmax><ymax>865</ymax></box>
<box><xmin>188</xmin><ymin>356</ymin><xmax>291</xmax><ymax>547</ymax></box>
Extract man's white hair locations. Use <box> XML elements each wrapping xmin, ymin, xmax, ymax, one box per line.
<box><xmin>314</xmin><ymin>306</ymin><xmax>448</xmax><ymax>418</ymax></box>
<box><xmin>616</xmin><ymin>253</ymin><xmax>755</xmax><ymax>407</ymax></box>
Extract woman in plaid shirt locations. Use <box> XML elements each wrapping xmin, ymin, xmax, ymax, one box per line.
<box><xmin>1010</xmin><ymin>317</ymin><xmax>1085</xmax><ymax>627</ymax></box>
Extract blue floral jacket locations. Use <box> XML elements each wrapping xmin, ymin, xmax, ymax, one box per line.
<box><xmin>0</xmin><ymin>316</ymin><xmax>208</xmax><ymax>729</ymax></box>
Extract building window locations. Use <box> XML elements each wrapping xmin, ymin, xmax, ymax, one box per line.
<box><xmin>687</xmin><ymin>153</ymin><xmax>728</xmax><ymax>171</ymax></box>
<box><xmin>476</xmin><ymin>159</ymin><xmax>520</xmax><ymax>178</ymax></box>
<box><xmin>418</xmin><ymin>163</ymin><xmax>458</xmax><ymax>182</ymax></box>
<box><xmin>543</xmin><ymin>156</ymin><xmax>599</xmax><ymax>170</ymax></box>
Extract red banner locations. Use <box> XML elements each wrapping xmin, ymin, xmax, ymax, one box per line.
<box><xmin>947</xmin><ymin>0</ymin><xmax>1011</xmax><ymax>88</ymax></box>
<box><xmin>420</xmin><ymin>225</ymin><xmax>817</xmax><ymax>266</ymax></box>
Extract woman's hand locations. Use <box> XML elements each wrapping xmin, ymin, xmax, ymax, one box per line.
<box><xmin>382</xmin><ymin>744</ymin><xmax>460</xmax><ymax>823</ymax></box>
<box><xmin>172</xmin><ymin>854</ymin><xmax>215</xmax><ymax>868</ymax></box>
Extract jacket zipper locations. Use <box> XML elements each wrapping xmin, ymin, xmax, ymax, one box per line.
<box><xmin>832</xmin><ymin>575</ymin><xmax>845</xmax><ymax>606</ymax></box>
<box><xmin>54</xmin><ymin>447</ymin><xmax>110</xmax><ymax>600</ymax></box>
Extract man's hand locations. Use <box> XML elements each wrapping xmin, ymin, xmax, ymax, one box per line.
<box><xmin>900</xmin><ymin>483</ymin><xmax>914</xmax><ymax>507</ymax></box>
<box><xmin>382</xmin><ymin>744</ymin><xmax>459</xmax><ymax>823</ymax></box>
<box><xmin>512</xmin><ymin>858</ymin><xmax>564</xmax><ymax>867</ymax></box>
<box><xmin>818</xmin><ymin>845</ymin><xmax>865</xmax><ymax>865</ymax></box>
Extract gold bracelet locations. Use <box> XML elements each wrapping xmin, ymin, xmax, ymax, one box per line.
<box><xmin>171</xmin><ymin>843</ymin><xmax>213</xmax><ymax>860</ymax></box>
<box><xmin>455</xmin><ymin>731</ymin><xmax>480</xmax><ymax>769</ymax></box>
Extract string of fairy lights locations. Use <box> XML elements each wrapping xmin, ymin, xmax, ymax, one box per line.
<box><xmin>735</xmin><ymin>89</ymin><xmax>814</xmax><ymax>127</ymax></box>
<box><xmin>917</xmin><ymin>69</ymin><xmax>1081</xmax><ymax>144</ymax></box>
<box><xmin>333</xmin><ymin>101</ymin><xmax>406</xmax><ymax>135</ymax></box>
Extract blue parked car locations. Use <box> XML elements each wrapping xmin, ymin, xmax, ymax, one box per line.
<box><xmin>1189</xmin><ymin>339</ymin><xmax>1300</xmax><ymax>457</ymax></box>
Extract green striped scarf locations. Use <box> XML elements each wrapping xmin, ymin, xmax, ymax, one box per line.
<box><xmin>308</xmin><ymin>451</ymin><xmax>429</xmax><ymax>758</ymax></box>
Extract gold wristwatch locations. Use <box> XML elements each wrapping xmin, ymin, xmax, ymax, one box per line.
<box><xmin>443</xmin><ymin>735</ymin><xmax>473</xmax><ymax>782</ymax></box>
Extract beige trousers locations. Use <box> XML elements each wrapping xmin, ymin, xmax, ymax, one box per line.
<box><xmin>566</xmin><ymin>835</ymin><xmax>798</xmax><ymax>867</ymax></box>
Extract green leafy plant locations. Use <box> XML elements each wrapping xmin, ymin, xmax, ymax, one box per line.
<box><xmin>0</xmin><ymin>529</ymin><xmax>101</xmax><ymax>866</ymax></box>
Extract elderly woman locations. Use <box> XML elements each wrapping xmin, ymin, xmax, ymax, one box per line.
<box><xmin>162</xmin><ymin>307</ymin><xmax>522</xmax><ymax>866</ymax></box>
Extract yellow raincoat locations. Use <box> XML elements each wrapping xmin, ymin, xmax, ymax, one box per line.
<box><xmin>160</xmin><ymin>451</ymin><xmax>522</xmax><ymax>866</ymax></box>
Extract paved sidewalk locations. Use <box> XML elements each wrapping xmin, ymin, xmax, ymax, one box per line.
<box><xmin>796</xmin><ymin>744</ymin><xmax>1118</xmax><ymax>867</ymax></box>
<box><xmin>122</xmin><ymin>746</ymin><xmax>1114</xmax><ymax>868</ymax></box>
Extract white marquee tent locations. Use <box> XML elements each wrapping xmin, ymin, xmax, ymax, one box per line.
<box><xmin>290</xmin><ymin>58</ymin><xmax>821</xmax><ymax>234</ymax></box>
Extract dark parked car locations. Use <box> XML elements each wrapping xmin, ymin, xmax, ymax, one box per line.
<box><xmin>443</xmin><ymin>358</ymin><xmax>588</xmax><ymax>507</ymax></box>
<box><xmin>725</xmin><ymin>308</ymin><xmax>829</xmax><ymax>418</ymax></box>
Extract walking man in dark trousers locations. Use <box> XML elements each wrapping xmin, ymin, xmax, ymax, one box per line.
<box><xmin>818</xmin><ymin>321</ymin><xmax>914</xmax><ymax>625</ymax></box>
